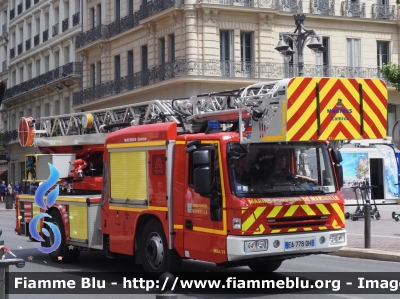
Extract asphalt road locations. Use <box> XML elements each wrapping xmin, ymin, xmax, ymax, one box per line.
<box><xmin>1</xmin><ymin>210</ymin><xmax>400</xmax><ymax>299</ymax></box>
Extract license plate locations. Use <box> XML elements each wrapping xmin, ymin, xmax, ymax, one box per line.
<box><xmin>284</xmin><ymin>238</ymin><xmax>315</xmax><ymax>251</ymax></box>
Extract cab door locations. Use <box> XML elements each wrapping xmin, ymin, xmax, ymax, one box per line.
<box><xmin>183</xmin><ymin>141</ymin><xmax>227</xmax><ymax>263</ymax></box>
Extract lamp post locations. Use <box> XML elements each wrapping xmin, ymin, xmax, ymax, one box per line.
<box><xmin>275</xmin><ymin>14</ymin><xmax>325</xmax><ymax>77</ymax></box>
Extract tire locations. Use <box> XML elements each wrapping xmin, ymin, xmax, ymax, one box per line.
<box><xmin>248</xmin><ymin>260</ymin><xmax>282</xmax><ymax>272</ymax></box>
<box><xmin>44</xmin><ymin>210</ymin><xmax>80</xmax><ymax>263</ymax></box>
<box><xmin>392</xmin><ymin>212</ymin><xmax>396</xmax><ymax>219</ymax></box>
<box><xmin>140</xmin><ymin>219</ymin><xmax>182</xmax><ymax>273</ymax></box>
<box><xmin>395</xmin><ymin>216</ymin><xmax>399</xmax><ymax>222</ymax></box>
<box><xmin>375</xmin><ymin>212</ymin><xmax>381</xmax><ymax>220</ymax></box>
<box><xmin>345</xmin><ymin>212</ymin><xmax>350</xmax><ymax>220</ymax></box>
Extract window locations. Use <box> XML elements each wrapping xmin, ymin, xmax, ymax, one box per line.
<box><xmin>114</xmin><ymin>55</ymin><xmax>120</xmax><ymax>81</ymax></box>
<box><xmin>44</xmin><ymin>55</ymin><xmax>50</xmax><ymax>72</ymax></box>
<box><xmin>240</xmin><ymin>32</ymin><xmax>254</xmax><ymax>77</ymax></box>
<box><xmin>64</xmin><ymin>45</ymin><xmax>70</xmax><ymax>63</ymax></box>
<box><xmin>54</xmin><ymin>100</ymin><xmax>60</xmax><ymax>116</ymax></box>
<box><xmin>141</xmin><ymin>45</ymin><xmax>148</xmax><ymax>71</ymax></box>
<box><xmin>115</xmin><ymin>0</ymin><xmax>120</xmax><ymax>21</ymax></box>
<box><xmin>27</xmin><ymin>63</ymin><xmax>32</xmax><ymax>80</ymax></box>
<box><xmin>96</xmin><ymin>5</ymin><xmax>101</xmax><ymax>26</ymax></box>
<box><xmin>141</xmin><ymin>45</ymin><xmax>148</xmax><ymax>85</ymax></box>
<box><xmin>35</xmin><ymin>106</ymin><xmax>40</xmax><ymax>119</ymax></box>
<box><xmin>96</xmin><ymin>61</ymin><xmax>101</xmax><ymax>85</ymax></box>
<box><xmin>377</xmin><ymin>41</ymin><xmax>389</xmax><ymax>68</ymax></box>
<box><xmin>158</xmin><ymin>38</ymin><xmax>165</xmax><ymax>65</ymax></box>
<box><xmin>44</xmin><ymin>103</ymin><xmax>50</xmax><ymax>116</ymax></box>
<box><xmin>54</xmin><ymin>51</ymin><xmax>60</xmax><ymax>68</ymax></box>
<box><xmin>346</xmin><ymin>38</ymin><xmax>361</xmax><ymax>76</ymax></box>
<box><xmin>316</xmin><ymin>37</ymin><xmax>330</xmax><ymax>76</ymax></box>
<box><xmin>90</xmin><ymin>64</ymin><xmax>95</xmax><ymax>87</ymax></box>
<box><xmin>35</xmin><ymin>59</ymin><xmax>40</xmax><ymax>76</ymax></box>
<box><xmin>168</xmin><ymin>34</ymin><xmax>175</xmax><ymax>62</ymax></box>
<box><xmin>127</xmin><ymin>50</ymin><xmax>134</xmax><ymax>76</ymax></box>
<box><xmin>128</xmin><ymin>0</ymin><xmax>134</xmax><ymax>14</ymax></box>
<box><xmin>387</xmin><ymin>104</ymin><xmax>396</xmax><ymax>137</ymax></box>
<box><xmin>64</xmin><ymin>97</ymin><xmax>70</xmax><ymax>114</ymax></box>
<box><xmin>90</xmin><ymin>8</ymin><xmax>95</xmax><ymax>28</ymax></box>
<box><xmin>220</xmin><ymin>30</ymin><xmax>233</xmax><ymax>76</ymax></box>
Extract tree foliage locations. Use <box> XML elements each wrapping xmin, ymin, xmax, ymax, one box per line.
<box><xmin>379</xmin><ymin>62</ymin><xmax>400</xmax><ymax>92</ymax></box>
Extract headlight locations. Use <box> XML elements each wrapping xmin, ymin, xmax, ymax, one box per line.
<box><xmin>233</xmin><ymin>218</ymin><xmax>241</xmax><ymax>230</ymax></box>
<box><xmin>330</xmin><ymin>233</ymin><xmax>345</xmax><ymax>244</ymax></box>
<box><xmin>244</xmin><ymin>240</ymin><xmax>268</xmax><ymax>252</ymax></box>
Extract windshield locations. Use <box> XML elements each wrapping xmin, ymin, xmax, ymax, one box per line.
<box><xmin>227</xmin><ymin>142</ymin><xmax>336</xmax><ymax>197</ymax></box>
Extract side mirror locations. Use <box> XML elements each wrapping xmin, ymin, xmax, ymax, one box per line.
<box><xmin>335</xmin><ymin>164</ymin><xmax>344</xmax><ymax>188</ymax></box>
<box><xmin>331</xmin><ymin>149</ymin><xmax>343</xmax><ymax>164</ymax></box>
<box><xmin>193</xmin><ymin>150</ymin><xmax>212</xmax><ymax>195</ymax></box>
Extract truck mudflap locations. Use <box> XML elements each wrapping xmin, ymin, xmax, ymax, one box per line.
<box><xmin>226</xmin><ymin>229</ymin><xmax>346</xmax><ymax>262</ymax></box>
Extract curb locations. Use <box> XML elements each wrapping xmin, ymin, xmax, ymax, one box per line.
<box><xmin>329</xmin><ymin>247</ymin><xmax>400</xmax><ymax>263</ymax></box>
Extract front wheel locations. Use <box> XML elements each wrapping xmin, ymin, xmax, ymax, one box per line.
<box><xmin>374</xmin><ymin>212</ymin><xmax>381</xmax><ymax>220</ymax></box>
<box><xmin>248</xmin><ymin>260</ymin><xmax>283</xmax><ymax>272</ymax></box>
<box><xmin>140</xmin><ymin>219</ymin><xmax>181</xmax><ymax>273</ymax></box>
<box><xmin>44</xmin><ymin>210</ymin><xmax>80</xmax><ymax>263</ymax></box>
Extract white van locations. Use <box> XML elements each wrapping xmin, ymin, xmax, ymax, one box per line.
<box><xmin>339</xmin><ymin>139</ymin><xmax>399</xmax><ymax>205</ymax></box>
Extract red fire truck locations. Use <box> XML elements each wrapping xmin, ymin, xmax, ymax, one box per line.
<box><xmin>15</xmin><ymin>77</ymin><xmax>388</xmax><ymax>272</ymax></box>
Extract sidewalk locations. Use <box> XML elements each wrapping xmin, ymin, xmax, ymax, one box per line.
<box><xmin>2</xmin><ymin>201</ymin><xmax>400</xmax><ymax>263</ymax></box>
<box><xmin>0</xmin><ymin>200</ymin><xmax>15</xmax><ymax>211</ymax></box>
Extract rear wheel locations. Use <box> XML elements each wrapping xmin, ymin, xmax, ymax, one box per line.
<box><xmin>44</xmin><ymin>210</ymin><xmax>80</xmax><ymax>263</ymax></box>
<box><xmin>392</xmin><ymin>211</ymin><xmax>397</xmax><ymax>219</ymax></box>
<box><xmin>345</xmin><ymin>212</ymin><xmax>350</xmax><ymax>220</ymax></box>
<box><xmin>140</xmin><ymin>219</ymin><xmax>181</xmax><ymax>273</ymax></box>
<box><xmin>248</xmin><ymin>260</ymin><xmax>283</xmax><ymax>272</ymax></box>
<box><xmin>374</xmin><ymin>212</ymin><xmax>381</xmax><ymax>220</ymax></box>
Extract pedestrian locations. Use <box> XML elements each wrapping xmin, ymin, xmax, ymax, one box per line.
<box><xmin>7</xmin><ymin>182</ymin><xmax>12</xmax><ymax>196</ymax></box>
<box><xmin>0</xmin><ymin>181</ymin><xmax>6</xmax><ymax>201</ymax></box>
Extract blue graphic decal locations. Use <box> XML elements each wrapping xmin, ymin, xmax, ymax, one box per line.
<box><xmin>29</xmin><ymin>163</ymin><xmax>62</xmax><ymax>254</ymax></box>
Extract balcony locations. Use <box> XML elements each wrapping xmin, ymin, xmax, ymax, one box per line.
<box><xmin>310</xmin><ymin>0</ymin><xmax>335</xmax><ymax>15</ymax></box>
<box><xmin>26</xmin><ymin>0</ymin><xmax>31</xmax><ymax>10</ymax></box>
<box><xmin>25</xmin><ymin>38</ymin><xmax>31</xmax><ymax>51</ymax></box>
<box><xmin>2</xmin><ymin>23</ymin><xmax>6</xmax><ymax>35</ymax></box>
<box><xmin>43</xmin><ymin>29</ymin><xmax>49</xmax><ymax>42</ymax></box>
<box><xmin>10</xmin><ymin>8</ymin><xmax>15</xmax><ymax>20</ymax></box>
<box><xmin>371</xmin><ymin>4</ymin><xmax>395</xmax><ymax>20</ymax></box>
<box><xmin>17</xmin><ymin>3</ymin><xmax>23</xmax><ymax>15</ymax></box>
<box><xmin>72</xmin><ymin>60</ymin><xmax>386</xmax><ymax>106</ymax></box>
<box><xmin>10</xmin><ymin>47</ymin><xmax>15</xmax><ymax>59</ymax></box>
<box><xmin>34</xmin><ymin>34</ymin><xmax>39</xmax><ymax>47</ymax></box>
<box><xmin>198</xmin><ymin>0</ymin><xmax>301</xmax><ymax>11</ymax></box>
<box><xmin>76</xmin><ymin>0</ymin><xmax>181</xmax><ymax>49</ymax></box>
<box><xmin>2</xmin><ymin>60</ymin><xmax>7</xmax><ymax>72</ymax></box>
<box><xmin>341</xmin><ymin>1</ymin><xmax>365</xmax><ymax>18</ymax></box>
<box><xmin>62</xmin><ymin>18</ymin><xmax>69</xmax><ymax>32</ymax></box>
<box><xmin>4</xmin><ymin>62</ymin><xmax>83</xmax><ymax>102</ymax></box>
<box><xmin>72</xmin><ymin>12</ymin><xmax>80</xmax><ymax>26</ymax></box>
<box><xmin>17</xmin><ymin>43</ymin><xmax>23</xmax><ymax>55</ymax></box>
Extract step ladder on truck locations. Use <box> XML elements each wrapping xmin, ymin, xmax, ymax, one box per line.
<box><xmin>15</xmin><ymin>77</ymin><xmax>387</xmax><ymax>272</ymax></box>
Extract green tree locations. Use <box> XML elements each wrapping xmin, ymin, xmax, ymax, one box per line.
<box><xmin>379</xmin><ymin>62</ymin><xmax>400</xmax><ymax>91</ymax></box>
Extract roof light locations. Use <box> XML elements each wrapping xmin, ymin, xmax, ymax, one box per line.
<box><xmin>206</xmin><ymin>120</ymin><xmax>220</xmax><ymax>134</ymax></box>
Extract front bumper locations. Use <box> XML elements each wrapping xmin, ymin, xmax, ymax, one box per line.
<box><xmin>227</xmin><ymin>229</ymin><xmax>346</xmax><ymax>261</ymax></box>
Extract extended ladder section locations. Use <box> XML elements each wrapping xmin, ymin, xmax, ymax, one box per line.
<box><xmin>17</xmin><ymin>77</ymin><xmax>388</xmax><ymax>147</ymax></box>
<box><xmin>18</xmin><ymin>79</ymin><xmax>286</xmax><ymax>147</ymax></box>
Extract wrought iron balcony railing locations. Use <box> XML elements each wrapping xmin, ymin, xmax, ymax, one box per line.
<box><xmin>34</xmin><ymin>0</ymin><xmax>39</xmax><ymax>4</ymax></box>
<box><xmin>72</xmin><ymin>12</ymin><xmax>80</xmax><ymax>27</ymax></box>
<box><xmin>198</xmin><ymin>0</ymin><xmax>301</xmax><ymax>11</ymax></box>
<box><xmin>2</xmin><ymin>130</ymin><xmax>18</xmax><ymax>144</ymax></box>
<box><xmin>26</xmin><ymin>0</ymin><xmax>31</xmax><ymax>10</ymax></box>
<box><xmin>341</xmin><ymin>1</ymin><xmax>365</xmax><ymax>18</ymax></box>
<box><xmin>62</xmin><ymin>18</ymin><xmax>69</xmax><ymax>32</ymax></box>
<box><xmin>34</xmin><ymin>34</ymin><xmax>39</xmax><ymax>47</ymax></box>
<box><xmin>2</xmin><ymin>60</ymin><xmax>7</xmax><ymax>72</ymax></box>
<box><xmin>52</xmin><ymin>24</ymin><xmax>59</xmax><ymax>37</ymax></box>
<box><xmin>25</xmin><ymin>38</ymin><xmax>31</xmax><ymax>51</ymax></box>
<box><xmin>4</xmin><ymin>62</ymin><xmax>82</xmax><ymax>102</ymax></box>
<box><xmin>10</xmin><ymin>8</ymin><xmax>15</xmax><ymax>20</ymax></box>
<box><xmin>10</xmin><ymin>47</ymin><xmax>15</xmax><ymax>59</ymax></box>
<box><xmin>371</xmin><ymin>4</ymin><xmax>395</xmax><ymax>20</ymax></box>
<box><xmin>17</xmin><ymin>3</ymin><xmax>23</xmax><ymax>15</ymax></box>
<box><xmin>72</xmin><ymin>59</ymin><xmax>386</xmax><ymax>106</ymax></box>
<box><xmin>76</xmin><ymin>0</ymin><xmax>181</xmax><ymax>49</ymax></box>
<box><xmin>17</xmin><ymin>43</ymin><xmax>23</xmax><ymax>55</ymax></box>
<box><xmin>43</xmin><ymin>29</ymin><xmax>49</xmax><ymax>42</ymax></box>
<box><xmin>310</xmin><ymin>0</ymin><xmax>335</xmax><ymax>15</ymax></box>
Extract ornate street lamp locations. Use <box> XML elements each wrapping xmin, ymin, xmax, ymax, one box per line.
<box><xmin>275</xmin><ymin>14</ymin><xmax>325</xmax><ymax>77</ymax></box>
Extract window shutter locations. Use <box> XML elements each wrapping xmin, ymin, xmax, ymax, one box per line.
<box><xmin>229</xmin><ymin>30</ymin><xmax>234</xmax><ymax>61</ymax></box>
<box><xmin>354</xmin><ymin>39</ymin><xmax>361</xmax><ymax>67</ymax></box>
<box><xmin>347</xmin><ymin>39</ymin><xmax>352</xmax><ymax>67</ymax></box>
